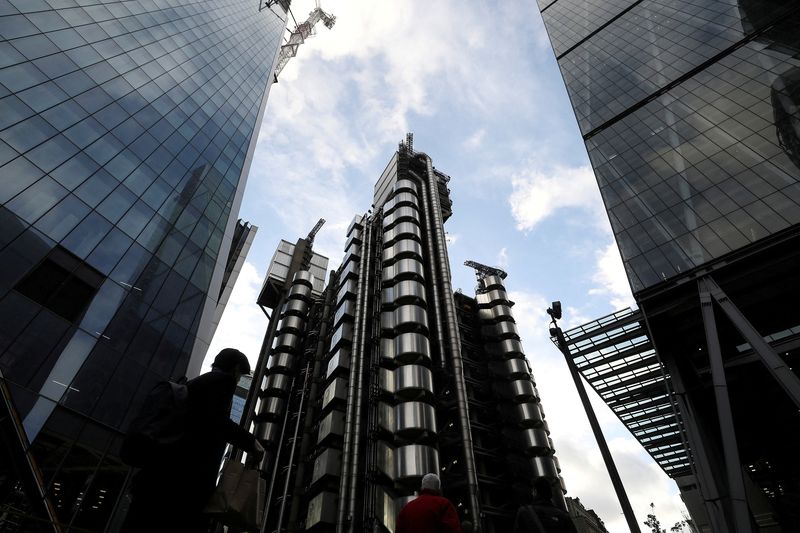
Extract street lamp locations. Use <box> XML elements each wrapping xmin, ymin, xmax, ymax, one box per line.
<box><xmin>548</xmin><ymin>301</ymin><xmax>642</xmax><ymax>533</ymax></box>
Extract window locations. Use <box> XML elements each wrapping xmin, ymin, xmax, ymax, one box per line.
<box><xmin>15</xmin><ymin>246</ymin><xmax>105</xmax><ymax>322</ymax></box>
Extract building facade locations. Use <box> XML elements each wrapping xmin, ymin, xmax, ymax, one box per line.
<box><xmin>538</xmin><ymin>0</ymin><xmax>800</xmax><ymax>531</ymax></box>
<box><xmin>245</xmin><ymin>138</ymin><xmax>566</xmax><ymax>533</ymax></box>
<box><xmin>0</xmin><ymin>1</ymin><xmax>286</xmax><ymax>530</ymax></box>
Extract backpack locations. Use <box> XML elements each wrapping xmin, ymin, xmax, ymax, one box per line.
<box><xmin>120</xmin><ymin>378</ymin><xmax>189</xmax><ymax>467</ymax></box>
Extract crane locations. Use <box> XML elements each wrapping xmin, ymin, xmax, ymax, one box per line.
<box><xmin>272</xmin><ymin>6</ymin><xmax>336</xmax><ymax>80</ymax></box>
<box><xmin>464</xmin><ymin>260</ymin><xmax>508</xmax><ymax>281</ymax></box>
<box><xmin>306</xmin><ymin>218</ymin><xmax>326</xmax><ymax>245</ymax></box>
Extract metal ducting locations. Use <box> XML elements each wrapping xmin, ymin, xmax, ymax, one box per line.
<box><xmin>330</xmin><ymin>322</ymin><xmax>354</xmax><ymax>350</ymax></box>
<box><xmin>289</xmin><ymin>282</ymin><xmax>312</xmax><ymax>301</ymax></box>
<box><xmin>334</xmin><ymin>298</ymin><xmax>356</xmax><ymax>327</ymax></box>
<box><xmin>379</xmin><ymin>368</ymin><xmax>394</xmax><ymax>394</ymax></box>
<box><xmin>480</xmin><ymin>275</ymin><xmax>505</xmax><ymax>291</ymax></box>
<box><xmin>383</xmin><ymin>222</ymin><xmax>422</xmax><ymax>246</ymax></box>
<box><xmin>383</xmin><ymin>191</ymin><xmax>418</xmax><ymax>213</ymax></box>
<box><xmin>264</xmin><ymin>373</ymin><xmax>291</xmax><ymax>395</ymax></box>
<box><xmin>292</xmin><ymin>270</ymin><xmax>314</xmax><ymax>287</ymax></box>
<box><xmin>339</xmin><ymin>258</ymin><xmax>359</xmax><ymax>284</ymax></box>
<box><xmin>487</xmin><ymin>338</ymin><xmax>524</xmax><ymax>357</ymax></box>
<box><xmin>479</xmin><ymin>288</ymin><xmax>510</xmax><ymax>307</ymax></box>
<box><xmin>384</xmin><ymin>332</ymin><xmax>431</xmax><ymax>364</ymax></box>
<box><xmin>382</xmin><ymin>205</ymin><xmax>420</xmax><ymax>229</ymax></box>
<box><xmin>255</xmin><ymin>421</ymin><xmax>280</xmax><ymax>443</ymax></box>
<box><xmin>394</xmin><ymin>364</ymin><xmax>434</xmax><ymax>400</ymax></box>
<box><xmin>395</xmin><ymin>444</ymin><xmax>439</xmax><ymax>481</ymax></box>
<box><xmin>478</xmin><ymin>304</ymin><xmax>514</xmax><ymax>323</ymax></box>
<box><xmin>501</xmin><ymin>378</ymin><xmax>538</xmax><ymax>402</ymax></box>
<box><xmin>376</xmin><ymin>441</ymin><xmax>395</xmax><ymax>480</ymax></box>
<box><xmin>381</xmin><ymin>304</ymin><xmax>428</xmax><ymax>332</ymax></box>
<box><xmin>489</xmin><ymin>357</ymin><xmax>529</xmax><ymax>379</ymax></box>
<box><xmin>482</xmin><ymin>320</ymin><xmax>519</xmax><ymax>340</ymax></box>
<box><xmin>394</xmin><ymin>401</ymin><xmax>437</xmax><ymax>438</ymax></box>
<box><xmin>393</xmin><ymin>178</ymin><xmax>418</xmax><ymax>195</ymax></box>
<box><xmin>378</xmin><ymin>402</ymin><xmax>394</xmax><ymax>434</ymax></box>
<box><xmin>337</xmin><ymin>279</ymin><xmax>358</xmax><ymax>304</ymax></box>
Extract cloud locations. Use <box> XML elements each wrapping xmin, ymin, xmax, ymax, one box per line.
<box><xmin>509</xmin><ymin>164</ymin><xmax>605</xmax><ymax>232</ymax></box>
<box><xmin>589</xmin><ymin>241</ymin><xmax>636</xmax><ymax>310</ymax></box>
<box><xmin>497</xmin><ymin>247</ymin><xmax>509</xmax><ymax>268</ymax></box>
<box><xmin>463</xmin><ymin>128</ymin><xmax>486</xmax><ymax>149</ymax></box>
<box><xmin>202</xmin><ymin>261</ymin><xmax>268</xmax><ymax>374</ymax></box>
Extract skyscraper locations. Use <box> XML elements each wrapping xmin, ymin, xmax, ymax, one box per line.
<box><xmin>247</xmin><ymin>137</ymin><xmax>565</xmax><ymax>533</ymax></box>
<box><xmin>0</xmin><ymin>1</ymin><xmax>286</xmax><ymax>530</ymax></box>
<box><xmin>538</xmin><ymin>1</ymin><xmax>800</xmax><ymax>530</ymax></box>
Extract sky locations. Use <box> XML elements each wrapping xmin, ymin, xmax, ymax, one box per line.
<box><xmin>205</xmin><ymin>1</ymin><xmax>689</xmax><ymax>530</ymax></box>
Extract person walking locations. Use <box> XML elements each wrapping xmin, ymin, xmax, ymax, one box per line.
<box><xmin>122</xmin><ymin>348</ymin><xmax>264</xmax><ymax>532</ymax></box>
<box><xmin>396</xmin><ymin>473</ymin><xmax>462</xmax><ymax>533</ymax></box>
<box><xmin>513</xmin><ymin>477</ymin><xmax>577</xmax><ymax>533</ymax></box>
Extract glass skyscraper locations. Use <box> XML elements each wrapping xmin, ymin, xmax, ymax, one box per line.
<box><xmin>0</xmin><ymin>1</ymin><xmax>286</xmax><ymax>530</ymax></box>
<box><xmin>539</xmin><ymin>1</ymin><xmax>800</xmax><ymax>531</ymax></box>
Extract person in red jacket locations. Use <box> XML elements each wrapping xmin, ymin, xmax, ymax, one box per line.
<box><xmin>397</xmin><ymin>473</ymin><xmax>463</xmax><ymax>533</ymax></box>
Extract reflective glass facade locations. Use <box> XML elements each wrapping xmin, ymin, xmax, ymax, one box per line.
<box><xmin>541</xmin><ymin>1</ymin><xmax>800</xmax><ymax>293</ymax></box>
<box><xmin>0</xmin><ymin>0</ymin><xmax>285</xmax><ymax>529</ymax></box>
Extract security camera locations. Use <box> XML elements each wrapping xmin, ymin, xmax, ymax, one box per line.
<box><xmin>547</xmin><ymin>301</ymin><xmax>562</xmax><ymax>320</ymax></box>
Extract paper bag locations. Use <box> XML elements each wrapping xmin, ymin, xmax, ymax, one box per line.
<box><xmin>204</xmin><ymin>460</ymin><xmax>265</xmax><ymax>531</ymax></box>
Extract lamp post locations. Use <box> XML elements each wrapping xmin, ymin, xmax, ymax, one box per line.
<box><xmin>547</xmin><ymin>301</ymin><xmax>642</xmax><ymax>533</ymax></box>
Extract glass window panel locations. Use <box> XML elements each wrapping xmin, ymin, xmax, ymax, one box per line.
<box><xmin>34</xmin><ymin>193</ymin><xmax>91</xmax><ymax>242</ymax></box>
<box><xmin>62</xmin><ymin>211</ymin><xmax>112</xmax><ymax>259</ymax></box>
<box><xmin>26</xmin><ymin>134</ymin><xmax>80</xmax><ymax>173</ymax></box>
<box><xmin>0</xmin><ymin>156</ymin><xmax>45</xmax><ymax>203</ymax></box>
<box><xmin>7</xmin><ymin>176</ymin><xmax>67</xmax><ymax>224</ymax></box>
<box><xmin>1</xmin><ymin>114</ymin><xmax>57</xmax><ymax>153</ymax></box>
<box><xmin>87</xmin><ymin>228</ymin><xmax>133</xmax><ymax>275</ymax></box>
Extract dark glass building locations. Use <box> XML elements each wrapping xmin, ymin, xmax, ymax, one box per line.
<box><xmin>539</xmin><ymin>0</ymin><xmax>800</xmax><ymax>531</ymax></box>
<box><xmin>242</xmin><ymin>138</ymin><xmax>567</xmax><ymax>533</ymax></box>
<box><xmin>0</xmin><ymin>1</ymin><xmax>286</xmax><ymax>530</ymax></box>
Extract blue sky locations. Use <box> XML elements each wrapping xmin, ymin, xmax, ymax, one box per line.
<box><xmin>206</xmin><ymin>1</ymin><xmax>688</xmax><ymax>530</ymax></box>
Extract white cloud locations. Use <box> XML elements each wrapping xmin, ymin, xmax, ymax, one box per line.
<box><xmin>509</xmin><ymin>164</ymin><xmax>605</xmax><ymax>232</ymax></box>
<box><xmin>446</xmin><ymin>232</ymin><xmax>460</xmax><ymax>245</ymax></box>
<box><xmin>463</xmin><ymin>128</ymin><xmax>486</xmax><ymax>149</ymax></box>
<box><xmin>202</xmin><ymin>261</ymin><xmax>269</xmax><ymax>374</ymax></box>
<box><xmin>589</xmin><ymin>241</ymin><xmax>636</xmax><ymax>310</ymax></box>
<box><xmin>497</xmin><ymin>247</ymin><xmax>509</xmax><ymax>269</ymax></box>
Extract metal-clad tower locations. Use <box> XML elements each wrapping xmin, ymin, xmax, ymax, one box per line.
<box><xmin>249</xmin><ymin>137</ymin><xmax>565</xmax><ymax>533</ymax></box>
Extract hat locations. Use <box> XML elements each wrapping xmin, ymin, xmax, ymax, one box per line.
<box><xmin>213</xmin><ymin>348</ymin><xmax>251</xmax><ymax>374</ymax></box>
<box><xmin>421</xmin><ymin>473</ymin><xmax>441</xmax><ymax>493</ymax></box>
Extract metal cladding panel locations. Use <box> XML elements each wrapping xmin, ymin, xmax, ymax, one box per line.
<box><xmin>383</xmin><ymin>258</ymin><xmax>425</xmax><ymax>282</ymax></box>
<box><xmin>283</xmin><ymin>298</ymin><xmax>310</xmax><ymax>317</ymax></box>
<box><xmin>394</xmin><ymin>401</ymin><xmax>437</xmax><ymax>437</ymax></box>
<box><xmin>279</xmin><ymin>314</ymin><xmax>305</xmax><ymax>334</ymax></box>
<box><xmin>292</xmin><ymin>270</ymin><xmax>314</xmax><ymax>288</ymax></box>
<box><xmin>318</xmin><ymin>411</ymin><xmax>346</xmax><ymax>443</ymax></box>
<box><xmin>395</xmin><ymin>444</ymin><xmax>439</xmax><ymax>481</ymax></box>
<box><xmin>326</xmin><ymin>349</ymin><xmax>351</xmax><ymax>380</ymax></box>
<box><xmin>379</xmin><ymin>368</ymin><xmax>395</xmax><ymax>394</ymax></box>
<box><xmin>394</xmin><ymin>365</ymin><xmax>434</xmax><ymax>400</ymax></box>
<box><xmin>531</xmin><ymin>456</ymin><xmax>559</xmax><ymax>480</ymax></box>
<box><xmin>268</xmin><ymin>352</ymin><xmax>295</xmax><ymax>373</ymax></box>
<box><xmin>334</xmin><ymin>298</ymin><xmax>356</xmax><ymax>327</ymax></box>
<box><xmin>274</xmin><ymin>332</ymin><xmax>300</xmax><ymax>352</ymax></box>
<box><xmin>520</xmin><ymin>428</ymin><xmax>551</xmax><ymax>454</ymax></box>
<box><xmin>289</xmin><ymin>282</ymin><xmax>313</xmax><ymax>301</ymax></box>
<box><xmin>382</xmin><ymin>280</ymin><xmax>426</xmax><ymax>306</ymax></box>
<box><xmin>255</xmin><ymin>421</ymin><xmax>280</xmax><ymax>443</ymax></box>
<box><xmin>384</xmin><ymin>192</ymin><xmax>419</xmax><ymax>213</ymax></box>
<box><xmin>330</xmin><ymin>322</ymin><xmax>354</xmax><ymax>350</ymax></box>
<box><xmin>311</xmin><ymin>449</ymin><xmax>342</xmax><ymax>485</ymax></box>
<box><xmin>483</xmin><ymin>320</ymin><xmax>519</xmax><ymax>340</ymax></box>
<box><xmin>391</xmin><ymin>332</ymin><xmax>431</xmax><ymax>364</ymax></box>
<box><xmin>378</xmin><ymin>402</ymin><xmax>394</xmax><ymax>433</ymax></box>
<box><xmin>383</xmin><ymin>223</ymin><xmax>422</xmax><ymax>246</ymax></box>
<box><xmin>502</xmin><ymin>379</ymin><xmax>538</xmax><ymax>402</ymax></box>
<box><xmin>305</xmin><ymin>491</ymin><xmax>338</xmax><ymax>529</ymax></box>
<box><xmin>490</xmin><ymin>357</ymin><xmax>530</xmax><ymax>379</ymax></box>
<box><xmin>481</xmin><ymin>289</ymin><xmax>510</xmax><ymax>306</ymax></box>
<box><xmin>375</xmin><ymin>487</ymin><xmax>397</xmax><ymax>533</ymax></box>
<box><xmin>515</xmin><ymin>402</ymin><xmax>545</xmax><ymax>428</ymax></box>
<box><xmin>337</xmin><ymin>279</ymin><xmax>358</xmax><ymax>304</ymax></box>
<box><xmin>376</xmin><ymin>441</ymin><xmax>395</xmax><ymax>480</ymax></box>
<box><xmin>478</xmin><ymin>304</ymin><xmax>514</xmax><ymax>323</ymax></box>
<box><xmin>476</xmin><ymin>293</ymin><xmax>493</xmax><ymax>307</ymax></box>
<box><xmin>264</xmin><ymin>373</ymin><xmax>291</xmax><ymax>395</ymax></box>
<box><xmin>382</xmin><ymin>240</ymin><xmax>424</xmax><ymax>264</ymax></box>
<box><xmin>394</xmin><ymin>178</ymin><xmax>419</xmax><ymax>195</ymax></box>
<box><xmin>382</xmin><ymin>305</ymin><xmax>428</xmax><ymax>331</ymax></box>
<box><xmin>383</xmin><ymin>205</ymin><xmax>421</xmax><ymax>229</ymax></box>
<box><xmin>322</xmin><ymin>377</ymin><xmax>348</xmax><ymax>411</ymax></box>
<box><xmin>339</xmin><ymin>260</ymin><xmax>359</xmax><ymax>285</ymax></box>
<box><xmin>347</xmin><ymin>215</ymin><xmax>365</xmax><ymax>236</ymax></box>
<box><xmin>256</xmin><ymin>396</ymin><xmax>284</xmax><ymax>421</ymax></box>
<box><xmin>480</xmin><ymin>275</ymin><xmax>505</xmax><ymax>291</ymax></box>
<box><xmin>488</xmin><ymin>339</ymin><xmax>525</xmax><ymax>358</ymax></box>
